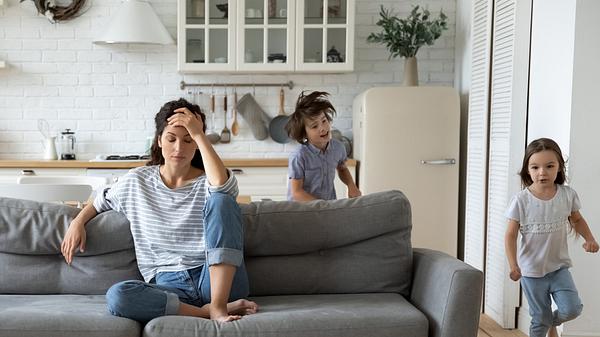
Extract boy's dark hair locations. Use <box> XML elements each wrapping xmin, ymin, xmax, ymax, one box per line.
<box><xmin>285</xmin><ymin>91</ymin><xmax>336</xmax><ymax>143</ymax></box>
<box><xmin>519</xmin><ymin>137</ymin><xmax>566</xmax><ymax>187</ymax></box>
<box><xmin>147</xmin><ymin>98</ymin><xmax>206</xmax><ymax>169</ymax></box>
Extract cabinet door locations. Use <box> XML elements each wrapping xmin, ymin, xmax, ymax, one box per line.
<box><xmin>231</xmin><ymin>165</ymin><xmax>356</xmax><ymax>201</ymax></box>
<box><xmin>231</xmin><ymin>167</ymin><xmax>288</xmax><ymax>200</ymax></box>
<box><xmin>236</xmin><ymin>0</ymin><xmax>295</xmax><ymax>72</ymax></box>
<box><xmin>296</xmin><ymin>0</ymin><xmax>354</xmax><ymax>72</ymax></box>
<box><xmin>178</xmin><ymin>0</ymin><xmax>237</xmax><ymax>72</ymax></box>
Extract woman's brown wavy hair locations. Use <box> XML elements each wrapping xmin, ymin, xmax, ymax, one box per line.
<box><xmin>146</xmin><ymin>98</ymin><xmax>207</xmax><ymax>170</ymax></box>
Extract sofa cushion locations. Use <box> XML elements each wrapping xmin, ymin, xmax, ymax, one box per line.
<box><xmin>0</xmin><ymin>197</ymin><xmax>142</xmax><ymax>294</ymax></box>
<box><xmin>143</xmin><ymin>293</ymin><xmax>428</xmax><ymax>337</ymax></box>
<box><xmin>241</xmin><ymin>190</ymin><xmax>413</xmax><ymax>297</ymax></box>
<box><xmin>0</xmin><ymin>295</ymin><xmax>140</xmax><ymax>337</ymax></box>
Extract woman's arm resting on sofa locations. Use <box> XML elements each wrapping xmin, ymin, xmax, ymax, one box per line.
<box><xmin>61</xmin><ymin>203</ymin><xmax>98</xmax><ymax>265</ymax></box>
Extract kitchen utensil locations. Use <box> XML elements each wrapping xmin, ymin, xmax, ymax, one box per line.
<box><xmin>220</xmin><ymin>93</ymin><xmax>231</xmax><ymax>143</ymax></box>
<box><xmin>206</xmin><ymin>92</ymin><xmax>221</xmax><ymax>144</ymax></box>
<box><xmin>269</xmin><ymin>88</ymin><xmax>291</xmax><ymax>144</ymax></box>
<box><xmin>59</xmin><ymin>129</ymin><xmax>76</xmax><ymax>160</ymax></box>
<box><xmin>42</xmin><ymin>136</ymin><xmax>58</xmax><ymax>160</ymax></box>
<box><xmin>231</xmin><ymin>89</ymin><xmax>240</xmax><ymax>136</ymax></box>
<box><xmin>37</xmin><ymin>119</ymin><xmax>50</xmax><ymax>139</ymax></box>
<box><xmin>236</xmin><ymin>93</ymin><xmax>270</xmax><ymax>140</ymax></box>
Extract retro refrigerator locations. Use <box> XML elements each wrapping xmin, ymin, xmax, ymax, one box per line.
<box><xmin>352</xmin><ymin>87</ymin><xmax>460</xmax><ymax>257</ymax></box>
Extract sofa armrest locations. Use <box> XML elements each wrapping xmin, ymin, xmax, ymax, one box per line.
<box><xmin>410</xmin><ymin>248</ymin><xmax>483</xmax><ymax>337</ymax></box>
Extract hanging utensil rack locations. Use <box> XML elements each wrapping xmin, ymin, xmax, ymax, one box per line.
<box><xmin>180</xmin><ymin>80</ymin><xmax>294</xmax><ymax>90</ymax></box>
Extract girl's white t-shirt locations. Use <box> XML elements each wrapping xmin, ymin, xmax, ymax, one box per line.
<box><xmin>505</xmin><ymin>184</ymin><xmax>580</xmax><ymax>278</ymax></box>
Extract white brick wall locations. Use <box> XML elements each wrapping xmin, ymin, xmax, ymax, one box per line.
<box><xmin>0</xmin><ymin>0</ymin><xmax>456</xmax><ymax>160</ymax></box>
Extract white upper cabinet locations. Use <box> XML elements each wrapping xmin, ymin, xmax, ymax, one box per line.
<box><xmin>178</xmin><ymin>0</ymin><xmax>237</xmax><ymax>72</ymax></box>
<box><xmin>236</xmin><ymin>0</ymin><xmax>296</xmax><ymax>72</ymax></box>
<box><xmin>177</xmin><ymin>0</ymin><xmax>354</xmax><ymax>73</ymax></box>
<box><xmin>296</xmin><ymin>0</ymin><xmax>354</xmax><ymax>72</ymax></box>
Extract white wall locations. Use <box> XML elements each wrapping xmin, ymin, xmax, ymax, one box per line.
<box><xmin>0</xmin><ymin>0</ymin><xmax>456</xmax><ymax>160</ymax></box>
<box><xmin>526</xmin><ymin>0</ymin><xmax>576</xmax><ymax>154</ymax></box>
<box><xmin>564</xmin><ymin>0</ymin><xmax>600</xmax><ymax>335</ymax></box>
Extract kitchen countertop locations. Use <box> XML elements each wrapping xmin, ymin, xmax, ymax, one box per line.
<box><xmin>0</xmin><ymin>158</ymin><xmax>357</xmax><ymax>169</ymax></box>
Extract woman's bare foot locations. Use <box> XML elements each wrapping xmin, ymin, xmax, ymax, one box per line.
<box><xmin>227</xmin><ymin>299</ymin><xmax>259</xmax><ymax>316</ymax></box>
<box><xmin>210</xmin><ymin>302</ymin><xmax>241</xmax><ymax>322</ymax></box>
<box><xmin>548</xmin><ymin>326</ymin><xmax>559</xmax><ymax>337</ymax></box>
<box><xmin>211</xmin><ymin>313</ymin><xmax>242</xmax><ymax>322</ymax></box>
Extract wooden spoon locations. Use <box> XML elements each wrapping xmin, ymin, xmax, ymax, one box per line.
<box><xmin>231</xmin><ymin>89</ymin><xmax>239</xmax><ymax>136</ymax></box>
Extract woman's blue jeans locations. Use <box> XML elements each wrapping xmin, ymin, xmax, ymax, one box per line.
<box><xmin>521</xmin><ymin>267</ymin><xmax>583</xmax><ymax>337</ymax></box>
<box><xmin>105</xmin><ymin>193</ymin><xmax>249</xmax><ymax>323</ymax></box>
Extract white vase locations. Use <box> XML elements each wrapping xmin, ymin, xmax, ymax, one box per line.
<box><xmin>43</xmin><ymin>136</ymin><xmax>58</xmax><ymax>160</ymax></box>
<box><xmin>403</xmin><ymin>56</ymin><xmax>419</xmax><ymax>86</ymax></box>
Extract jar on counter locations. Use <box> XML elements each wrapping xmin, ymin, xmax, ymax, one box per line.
<box><xmin>190</xmin><ymin>0</ymin><xmax>205</xmax><ymax>17</ymax></box>
<box><xmin>59</xmin><ymin>129</ymin><xmax>76</xmax><ymax>160</ymax></box>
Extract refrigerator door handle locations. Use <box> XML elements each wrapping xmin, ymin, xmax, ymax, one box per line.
<box><xmin>420</xmin><ymin>158</ymin><xmax>456</xmax><ymax>165</ymax></box>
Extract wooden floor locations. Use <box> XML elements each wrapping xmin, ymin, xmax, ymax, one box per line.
<box><xmin>478</xmin><ymin>314</ymin><xmax>528</xmax><ymax>337</ymax></box>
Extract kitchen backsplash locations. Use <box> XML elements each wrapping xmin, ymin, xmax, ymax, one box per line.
<box><xmin>0</xmin><ymin>0</ymin><xmax>456</xmax><ymax>160</ymax></box>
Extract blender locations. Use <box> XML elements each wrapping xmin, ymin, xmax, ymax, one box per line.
<box><xmin>59</xmin><ymin>129</ymin><xmax>76</xmax><ymax>160</ymax></box>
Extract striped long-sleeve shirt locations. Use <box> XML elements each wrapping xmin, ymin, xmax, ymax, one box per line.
<box><xmin>93</xmin><ymin>165</ymin><xmax>238</xmax><ymax>282</ymax></box>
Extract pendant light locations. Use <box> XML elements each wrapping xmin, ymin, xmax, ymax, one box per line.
<box><xmin>94</xmin><ymin>0</ymin><xmax>174</xmax><ymax>45</ymax></box>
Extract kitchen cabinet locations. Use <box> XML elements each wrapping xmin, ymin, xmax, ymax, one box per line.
<box><xmin>230</xmin><ymin>165</ymin><xmax>355</xmax><ymax>201</ymax></box>
<box><xmin>177</xmin><ymin>0</ymin><xmax>354</xmax><ymax>73</ymax></box>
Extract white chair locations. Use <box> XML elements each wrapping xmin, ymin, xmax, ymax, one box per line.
<box><xmin>17</xmin><ymin>175</ymin><xmax>109</xmax><ymax>190</ymax></box>
<box><xmin>0</xmin><ymin>183</ymin><xmax>93</xmax><ymax>207</ymax></box>
<box><xmin>0</xmin><ymin>175</ymin><xmax>110</xmax><ymax>208</ymax></box>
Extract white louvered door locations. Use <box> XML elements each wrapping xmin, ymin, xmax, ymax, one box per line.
<box><xmin>465</xmin><ymin>0</ymin><xmax>532</xmax><ymax>328</ymax></box>
<box><xmin>484</xmin><ymin>0</ymin><xmax>531</xmax><ymax>328</ymax></box>
<box><xmin>464</xmin><ymin>0</ymin><xmax>493</xmax><ymax>274</ymax></box>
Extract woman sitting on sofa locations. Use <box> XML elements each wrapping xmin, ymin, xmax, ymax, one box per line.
<box><xmin>61</xmin><ymin>98</ymin><xmax>258</xmax><ymax>323</ymax></box>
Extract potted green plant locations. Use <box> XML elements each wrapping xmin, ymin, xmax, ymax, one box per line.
<box><xmin>367</xmin><ymin>5</ymin><xmax>448</xmax><ymax>86</ymax></box>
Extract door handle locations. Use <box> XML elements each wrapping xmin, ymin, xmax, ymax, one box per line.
<box><xmin>420</xmin><ymin>159</ymin><xmax>456</xmax><ymax>165</ymax></box>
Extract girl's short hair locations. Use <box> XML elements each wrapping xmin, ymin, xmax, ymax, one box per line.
<box><xmin>147</xmin><ymin>98</ymin><xmax>206</xmax><ymax>169</ymax></box>
<box><xmin>519</xmin><ymin>138</ymin><xmax>566</xmax><ymax>187</ymax></box>
<box><xmin>285</xmin><ymin>91</ymin><xmax>336</xmax><ymax>143</ymax></box>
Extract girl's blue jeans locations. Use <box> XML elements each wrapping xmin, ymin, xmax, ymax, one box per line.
<box><xmin>521</xmin><ymin>267</ymin><xmax>583</xmax><ymax>337</ymax></box>
<box><xmin>105</xmin><ymin>193</ymin><xmax>249</xmax><ymax>323</ymax></box>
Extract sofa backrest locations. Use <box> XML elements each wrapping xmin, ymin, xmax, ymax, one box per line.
<box><xmin>241</xmin><ymin>190</ymin><xmax>413</xmax><ymax>297</ymax></box>
<box><xmin>0</xmin><ymin>197</ymin><xmax>142</xmax><ymax>295</ymax></box>
<box><xmin>0</xmin><ymin>190</ymin><xmax>413</xmax><ymax>297</ymax></box>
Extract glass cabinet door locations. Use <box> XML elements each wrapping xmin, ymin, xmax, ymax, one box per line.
<box><xmin>297</xmin><ymin>0</ymin><xmax>354</xmax><ymax>72</ymax></box>
<box><xmin>237</xmin><ymin>0</ymin><xmax>295</xmax><ymax>72</ymax></box>
<box><xmin>179</xmin><ymin>0</ymin><xmax>237</xmax><ymax>72</ymax></box>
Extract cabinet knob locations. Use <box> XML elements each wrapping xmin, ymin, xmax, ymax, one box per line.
<box><xmin>21</xmin><ymin>169</ymin><xmax>36</xmax><ymax>176</ymax></box>
<box><xmin>231</xmin><ymin>168</ymin><xmax>244</xmax><ymax>175</ymax></box>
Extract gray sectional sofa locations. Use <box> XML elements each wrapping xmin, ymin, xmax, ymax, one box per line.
<box><xmin>0</xmin><ymin>190</ymin><xmax>483</xmax><ymax>337</ymax></box>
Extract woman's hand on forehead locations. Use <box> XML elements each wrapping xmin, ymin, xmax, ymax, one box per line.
<box><xmin>169</xmin><ymin>107</ymin><xmax>204</xmax><ymax>137</ymax></box>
